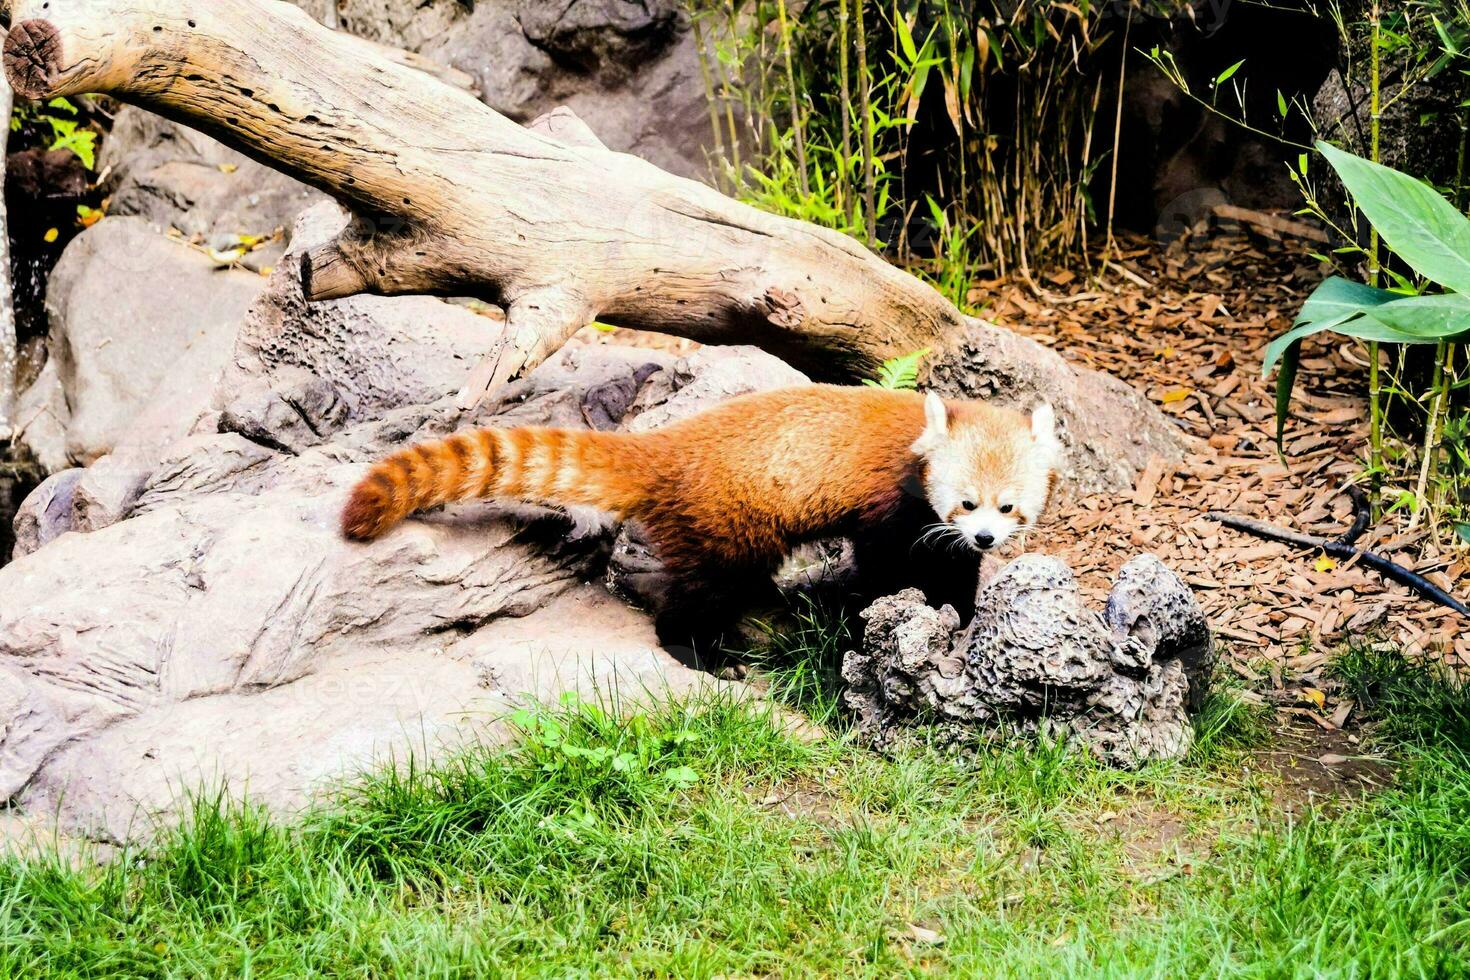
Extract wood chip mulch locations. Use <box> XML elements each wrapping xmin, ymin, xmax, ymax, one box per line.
<box><xmin>980</xmin><ymin>221</ymin><xmax>1469</xmax><ymax>695</ymax></box>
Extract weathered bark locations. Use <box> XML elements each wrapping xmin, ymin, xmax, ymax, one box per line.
<box><xmin>0</xmin><ymin>0</ymin><xmax>1184</xmax><ymax>488</ymax></box>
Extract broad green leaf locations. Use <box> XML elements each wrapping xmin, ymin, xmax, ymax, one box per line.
<box><xmin>1318</xmin><ymin>141</ymin><xmax>1470</xmax><ymax>292</ymax></box>
<box><xmin>1268</xmin><ymin>276</ymin><xmax>1394</xmax><ymax>453</ymax></box>
<box><xmin>1361</xmin><ymin>292</ymin><xmax>1470</xmax><ymax>340</ymax></box>
<box><xmin>1267</xmin><ymin>283</ymin><xmax>1470</xmax><ymax>452</ymax></box>
<box><xmin>1277</xmin><ymin>90</ymin><xmax>1288</xmax><ymax>117</ymax></box>
<box><xmin>1261</xmin><ymin>276</ymin><xmax>1398</xmax><ymax>377</ymax></box>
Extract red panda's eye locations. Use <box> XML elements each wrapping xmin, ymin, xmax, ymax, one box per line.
<box><xmin>962</xmin><ymin>500</ymin><xmax>977</xmax><ymax>511</ymax></box>
<box><xmin>1000</xmin><ymin>504</ymin><xmax>1014</xmax><ymax>515</ymax></box>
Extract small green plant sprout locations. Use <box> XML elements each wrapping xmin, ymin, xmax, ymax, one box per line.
<box><xmin>863</xmin><ymin>347</ymin><xmax>931</xmax><ymax>390</ymax></box>
<box><xmin>504</xmin><ymin>692</ymin><xmax>705</xmax><ymax>810</ymax></box>
<box><xmin>1266</xmin><ymin>142</ymin><xmax>1470</xmax><ymax>457</ymax></box>
<box><xmin>12</xmin><ymin>96</ymin><xmax>98</xmax><ymax>169</ymax></box>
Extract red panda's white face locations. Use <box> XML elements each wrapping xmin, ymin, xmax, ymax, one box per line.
<box><xmin>911</xmin><ymin>392</ymin><xmax>1061</xmax><ymax>552</ymax></box>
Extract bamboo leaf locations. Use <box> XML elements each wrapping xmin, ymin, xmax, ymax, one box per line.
<box><xmin>1362</xmin><ymin>292</ymin><xmax>1470</xmax><ymax>340</ymax></box>
<box><xmin>1214</xmin><ymin>59</ymin><xmax>1245</xmax><ymax>87</ymax></box>
<box><xmin>1433</xmin><ymin>14</ymin><xmax>1460</xmax><ymax>55</ymax></box>
<box><xmin>942</xmin><ymin>74</ymin><xmax>963</xmax><ymax>137</ymax></box>
<box><xmin>1318</xmin><ymin>140</ymin><xmax>1470</xmax><ymax>293</ymax></box>
<box><xmin>895</xmin><ymin>3</ymin><xmax>918</xmax><ymax>64</ymax></box>
<box><xmin>1275</xmin><ymin>340</ymin><xmax>1302</xmax><ymax>453</ymax></box>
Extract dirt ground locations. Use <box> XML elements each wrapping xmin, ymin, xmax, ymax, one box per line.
<box><xmin>980</xmin><ymin>224</ymin><xmax>1467</xmax><ymax>721</ymax></box>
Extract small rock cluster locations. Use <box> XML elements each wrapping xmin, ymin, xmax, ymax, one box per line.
<box><xmin>842</xmin><ymin>554</ymin><xmax>1215</xmax><ymax>767</ymax></box>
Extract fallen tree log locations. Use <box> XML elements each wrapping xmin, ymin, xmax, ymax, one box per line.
<box><xmin>0</xmin><ymin>0</ymin><xmax>1184</xmax><ymax>490</ymax></box>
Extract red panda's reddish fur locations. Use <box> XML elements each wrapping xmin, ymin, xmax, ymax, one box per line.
<box><xmin>342</xmin><ymin>384</ymin><xmax>1033</xmax><ymax>578</ymax></box>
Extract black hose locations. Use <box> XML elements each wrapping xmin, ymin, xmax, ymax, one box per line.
<box><xmin>1205</xmin><ymin>512</ymin><xmax>1469</xmax><ymax>618</ymax></box>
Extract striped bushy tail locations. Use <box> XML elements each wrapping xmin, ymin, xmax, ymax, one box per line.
<box><xmin>341</xmin><ymin>426</ymin><xmax>647</xmax><ymax>541</ymax></box>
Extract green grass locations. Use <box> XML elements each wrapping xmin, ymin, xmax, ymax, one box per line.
<box><xmin>3</xmin><ymin>639</ymin><xmax>1469</xmax><ymax>977</ymax></box>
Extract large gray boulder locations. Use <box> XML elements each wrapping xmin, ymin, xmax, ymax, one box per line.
<box><xmin>303</xmin><ymin>0</ymin><xmax>714</xmax><ymax>179</ymax></box>
<box><xmin>26</xmin><ymin>217</ymin><xmax>266</xmax><ymax>466</ymax></box>
<box><xmin>0</xmin><ymin>210</ymin><xmax>802</xmax><ymax>838</ymax></box>
<box><xmin>0</xmin><ymin>341</ymin><xmax>784</xmax><ymax>840</ymax></box>
<box><xmin>422</xmin><ymin>1</ymin><xmax>713</xmax><ymax>179</ymax></box>
<box><xmin>14</xmin><ymin>203</ymin><xmax>507</xmax><ymax>549</ymax></box>
<box><xmin>97</xmin><ymin>107</ymin><xmax>328</xmax><ymax>257</ymax></box>
<box><xmin>842</xmin><ymin>554</ymin><xmax>1215</xmax><ymax>767</ymax></box>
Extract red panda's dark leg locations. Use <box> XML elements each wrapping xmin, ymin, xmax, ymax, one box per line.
<box><xmin>633</xmin><ymin>519</ymin><xmax>784</xmax><ymax>661</ymax></box>
<box><xmin>852</xmin><ymin>521</ymin><xmax>982</xmax><ymax>621</ymax></box>
<box><xmin>652</xmin><ymin>562</ymin><xmax>781</xmax><ymax>662</ymax></box>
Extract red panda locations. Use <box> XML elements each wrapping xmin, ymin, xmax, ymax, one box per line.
<box><xmin>342</xmin><ymin>385</ymin><xmax>1061</xmax><ymax>642</ymax></box>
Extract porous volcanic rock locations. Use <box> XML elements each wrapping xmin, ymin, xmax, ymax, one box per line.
<box><xmin>842</xmin><ymin>554</ymin><xmax>1215</xmax><ymax>767</ymax></box>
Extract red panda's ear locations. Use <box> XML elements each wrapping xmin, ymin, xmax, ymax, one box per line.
<box><xmin>1030</xmin><ymin>403</ymin><xmax>1056</xmax><ymax>443</ymax></box>
<box><xmin>1031</xmin><ymin>403</ymin><xmax>1063</xmax><ymax>469</ymax></box>
<box><xmin>912</xmin><ymin>391</ymin><xmax>949</xmax><ymax>454</ymax></box>
<box><xmin>924</xmin><ymin>391</ymin><xmax>949</xmax><ymax>436</ymax></box>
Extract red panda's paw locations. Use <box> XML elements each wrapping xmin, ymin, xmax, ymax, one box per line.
<box><xmin>340</xmin><ymin>474</ymin><xmax>399</xmax><ymax>541</ymax></box>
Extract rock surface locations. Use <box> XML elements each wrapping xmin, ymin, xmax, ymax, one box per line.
<box><xmin>842</xmin><ymin>554</ymin><xmax>1215</xmax><ymax>767</ymax></box>
<box><xmin>10</xmin><ymin>356</ymin><xmax>69</xmax><ymax>475</ymax></box>
<box><xmin>22</xmin><ymin>585</ymin><xmax>725</xmax><ymax>845</ymax></box>
<box><xmin>0</xmin><ymin>216</ymin><xmax>802</xmax><ymax>836</ymax></box>
<box><xmin>10</xmin><ymin>467</ymin><xmax>82</xmax><ymax>559</ymax></box>
<box><xmin>26</xmin><ymin>217</ymin><xmax>266</xmax><ymax>466</ymax></box>
<box><xmin>98</xmin><ymin>107</ymin><xmax>327</xmax><ymax>259</ymax></box>
<box><xmin>397</xmin><ymin>0</ymin><xmax>715</xmax><ymax>179</ymax></box>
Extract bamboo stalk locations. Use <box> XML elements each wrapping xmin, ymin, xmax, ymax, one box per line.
<box><xmin>1410</xmin><ymin>339</ymin><xmax>1449</xmax><ymax>530</ymax></box>
<box><xmin>690</xmin><ymin>14</ymin><xmax>728</xmax><ymax>189</ymax></box>
<box><xmin>1104</xmin><ymin>11</ymin><xmax>1131</xmax><ymax>258</ymax></box>
<box><xmin>1367</xmin><ymin>0</ymin><xmax>1384</xmax><ymax>504</ymax></box>
<box><xmin>836</xmin><ymin>0</ymin><xmax>854</xmax><ymax>222</ymax></box>
<box><xmin>754</xmin><ymin>0</ymin><xmax>776</xmax><ymax>158</ymax></box>
<box><xmin>774</xmin><ymin>0</ymin><xmax>809</xmax><ymax>197</ymax></box>
<box><xmin>854</xmin><ymin>0</ymin><xmax>876</xmax><ymax>247</ymax></box>
<box><xmin>1080</xmin><ymin>76</ymin><xmax>1104</xmax><ymax>265</ymax></box>
<box><xmin>723</xmin><ymin>0</ymin><xmax>750</xmax><ymax>173</ymax></box>
<box><xmin>947</xmin><ymin>14</ymin><xmax>968</xmax><ymax>255</ymax></box>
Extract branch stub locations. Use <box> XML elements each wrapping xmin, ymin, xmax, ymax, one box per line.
<box><xmin>4</xmin><ymin>20</ymin><xmax>62</xmax><ymax>100</ymax></box>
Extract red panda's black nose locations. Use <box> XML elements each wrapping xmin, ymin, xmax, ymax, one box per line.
<box><xmin>975</xmin><ymin>533</ymin><xmax>995</xmax><ymax>549</ymax></box>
